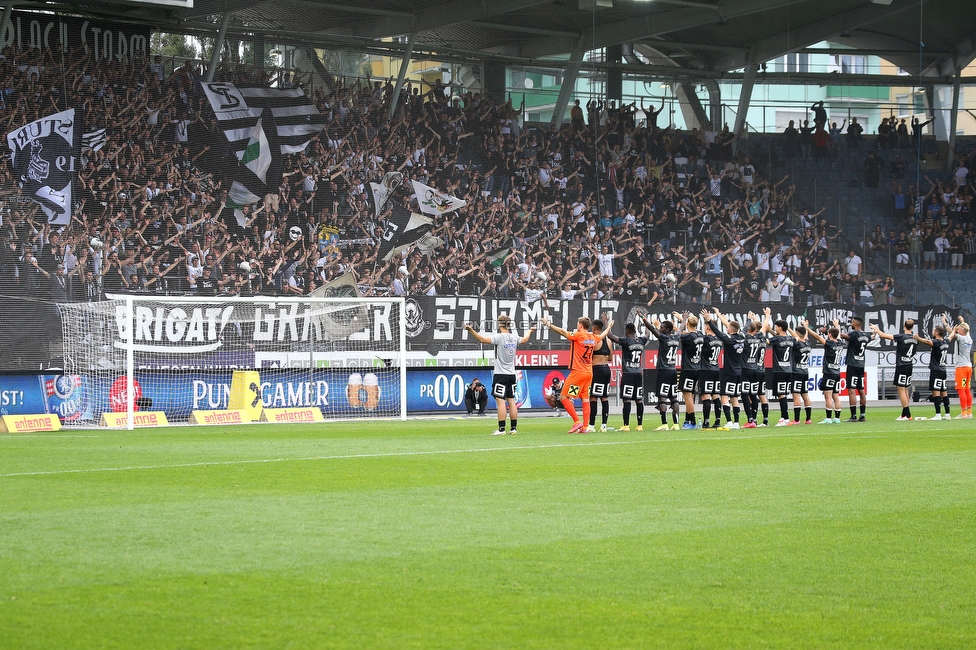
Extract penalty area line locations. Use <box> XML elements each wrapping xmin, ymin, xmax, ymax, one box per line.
<box><xmin>0</xmin><ymin>429</ymin><xmax>936</xmax><ymax>478</ymax></box>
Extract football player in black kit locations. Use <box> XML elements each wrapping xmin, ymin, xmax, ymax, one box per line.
<box><xmin>872</xmin><ymin>320</ymin><xmax>917</xmax><ymax>420</ymax></box>
<box><xmin>606</xmin><ymin>320</ymin><xmax>650</xmax><ymax>431</ymax></box>
<box><xmin>702</xmin><ymin>308</ymin><xmax>746</xmax><ymax>429</ymax></box>
<box><xmin>700</xmin><ymin>319</ymin><xmax>724</xmax><ymax>429</ymax></box>
<box><xmin>841</xmin><ymin>316</ymin><xmax>874</xmax><ymax>422</ymax></box>
<box><xmin>769</xmin><ymin>319</ymin><xmax>796</xmax><ymax>426</ymax></box>
<box><xmin>788</xmin><ymin>322</ymin><xmax>814</xmax><ymax>424</ymax></box>
<box><xmin>641</xmin><ymin>316</ymin><xmax>681</xmax><ymax>431</ymax></box>
<box><xmin>587</xmin><ymin>318</ymin><xmax>613</xmax><ymax>432</ymax></box>
<box><xmin>806</xmin><ymin>319</ymin><xmax>846</xmax><ymax>424</ymax></box>
<box><xmin>913</xmin><ymin>315</ymin><xmax>952</xmax><ymax>420</ymax></box>
<box><xmin>741</xmin><ymin>308</ymin><xmax>772</xmax><ymax>427</ymax></box>
<box><xmin>677</xmin><ymin>313</ymin><xmax>705</xmax><ymax>429</ymax></box>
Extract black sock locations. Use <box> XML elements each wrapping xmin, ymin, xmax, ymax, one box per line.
<box><xmin>733</xmin><ymin>406</ymin><xmax>740</xmax><ymax>423</ymax></box>
<box><xmin>826</xmin><ymin>409</ymin><xmax>832</xmax><ymax>420</ymax></box>
<box><xmin>659</xmin><ymin>406</ymin><xmax>667</xmax><ymax>425</ymax></box>
<box><xmin>713</xmin><ymin>399</ymin><xmax>722</xmax><ymax>422</ymax></box>
<box><xmin>637</xmin><ymin>403</ymin><xmax>645</xmax><ymax>425</ymax></box>
<box><xmin>780</xmin><ymin>398</ymin><xmax>789</xmax><ymax>420</ymax></box>
<box><xmin>510</xmin><ymin>419</ymin><xmax>518</xmax><ymax>430</ymax></box>
<box><xmin>703</xmin><ymin>400</ymin><xmax>712</xmax><ymax>423</ymax></box>
<box><xmin>622</xmin><ymin>401</ymin><xmax>632</xmax><ymax>425</ymax></box>
<box><xmin>935</xmin><ymin>400</ymin><xmax>942</xmax><ymax>414</ymax></box>
<box><xmin>670</xmin><ymin>402</ymin><xmax>678</xmax><ymax>424</ymax></box>
<box><xmin>860</xmin><ymin>404</ymin><xmax>866</xmax><ymax>415</ymax></box>
<box><xmin>601</xmin><ymin>400</ymin><xmax>609</xmax><ymax>425</ymax></box>
<box><xmin>589</xmin><ymin>401</ymin><xmax>597</xmax><ymax>426</ymax></box>
<box><xmin>762</xmin><ymin>403</ymin><xmax>769</xmax><ymax>422</ymax></box>
<box><xmin>834</xmin><ymin>410</ymin><xmax>842</xmax><ymax>419</ymax></box>
<box><xmin>723</xmin><ymin>404</ymin><xmax>732</xmax><ymax>422</ymax></box>
<box><xmin>498</xmin><ymin>421</ymin><xmax>505</xmax><ymax>432</ymax></box>
<box><xmin>850</xmin><ymin>405</ymin><xmax>857</xmax><ymax>418</ymax></box>
<box><xmin>944</xmin><ymin>397</ymin><xmax>951</xmax><ymax>415</ymax></box>
<box><xmin>901</xmin><ymin>407</ymin><xmax>911</xmax><ymax>418</ymax></box>
<box><xmin>794</xmin><ymin>407</ymin><xmax>801</xmax><ymax>422</ymax></box>
<box><xmin>805</xmin><ymin>407</ymin><xmax>812</xmax><ymax>421</ymax></box>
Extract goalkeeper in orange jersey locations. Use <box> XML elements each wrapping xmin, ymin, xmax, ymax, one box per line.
<box><xmin>542</xmin><ymin>315</ymin><xmax>614</xmax><ymax>433</ymax></box>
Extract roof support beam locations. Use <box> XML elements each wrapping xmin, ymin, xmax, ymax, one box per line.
<box><xmin>948</xmin><ymin>70</ymin><xmax>961</xmax><ymax>171</ymax></box>
<box><xmin>469</xmin><ymin>21</ymin><xmax>577</xmax><ymax>38</ymax></box>
<box><xmin>499</xmin><ymin>0</ymin><xmax>808</xmax><ymax>60</ymax></box>
<box><xmin>205</xmin><ymin>12</ymin><xmax>230</xmax><ymax>83</ymax></box>
<box><xmin>389</xmin><ymin>32</ymin><xmax>416</xmax><ymax>122</ymax></box>
<box><xmin>344</xmin><ymin>0</ymin><xmax>556</xmax><ymax>40</ymax></box>
<box><xmin>712</xmin><ymin>0</ymin><xmax>922</xmax><ymax>71</ymax></box>
<box><xmin>733</xmin><ymin>62</ymin><xmax>756</xmax><ymax>139</ymax></box>
<box><xmin>550</xmin><ymin>39</ymin><xmax>586</xmax><ymax>129</ymax></box>
<box><xmin>926</xmin><ymin>32</ymin><xmax>976</xmax><ymax>77</ymax></box>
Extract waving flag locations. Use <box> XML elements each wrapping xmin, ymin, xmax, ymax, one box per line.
<box><xmin>378</xmin><ymin>205</ymin><xmax>434</xmax><ymax>262</ymax></box>
<box><xmin>369</xmin><ymin>171</ymin><xmax>404</xmax><ymax>218</ymax></box>
<box><xmin>202</xmin><ymin>82</ymin><xmax>325</xmax><ymax>157</ymax></box>
<box><xmin>6</xmin><ymin>108</ymin><xmax>81</xmax><ymax>225</ymax></box>
<box><xmin>412</xmin><ymin>180</ymin><xmax>466</xmax><ymax>217</ymax></box>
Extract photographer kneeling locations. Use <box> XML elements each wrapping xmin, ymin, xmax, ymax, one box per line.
<box><xmin>465</xmin><ymin>378</ymin><xmax>489</xmax><ymax>416</ymax></box>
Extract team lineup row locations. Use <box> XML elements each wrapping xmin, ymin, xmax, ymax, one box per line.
<box><xmin>467</xmin><ymin>310</ymin><xmax>974</xmax><ymax>435</ymax></box>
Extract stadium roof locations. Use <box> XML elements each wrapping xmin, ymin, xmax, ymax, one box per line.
<box><xmin>18</xmin><ymin>0</ymin><xmax>976</xmax><ymax>80</ymax></box>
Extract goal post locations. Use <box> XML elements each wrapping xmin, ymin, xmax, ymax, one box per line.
<box><xmin>56</xmin><ymin>295</ymin><xmax>407</xmax><ymax>428</ymax></box>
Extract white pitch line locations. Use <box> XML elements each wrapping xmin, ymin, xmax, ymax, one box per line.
<box><xmin>0</xmin><ymin>429</ymin><xmax>902</xmax><ymax>478</ymax></box>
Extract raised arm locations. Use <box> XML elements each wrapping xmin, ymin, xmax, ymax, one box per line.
<box><xmin>519</xmin><ymin>324</ymin><xmax>538</xmax><ymax>345</ymax></box>
<box><xmin>542</xmin><ymin>317</ymin><xmax>572</xmax><ymax>340</ymax></box>
<box><xmin>463</xmin><ymin>323</ymin><xmax>493</xmax><ymax>345</ymax></box>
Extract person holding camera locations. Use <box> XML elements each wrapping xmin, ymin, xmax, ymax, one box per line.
<box><xmin>464</xmin><ymin>378</ymin><xmax>488</xmax><ymax>417</ymax></box>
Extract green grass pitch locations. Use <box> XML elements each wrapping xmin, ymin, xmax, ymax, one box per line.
<box><xmin>1</xmin><ymin>407</ymin><xmax>974</xmax><ymax>648</ymax></box>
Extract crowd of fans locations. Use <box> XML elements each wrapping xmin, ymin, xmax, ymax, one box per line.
<box><xmin>1</xmin><ymin>44</ymin><xmax>972</xmax><ymax>307</ymax></box>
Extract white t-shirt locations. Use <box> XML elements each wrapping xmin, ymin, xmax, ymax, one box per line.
<box><xmin>845</xmin><ymin>254</ymin><xmax>862</xmax><ymax>275</ymax></box>
<box><xmin>489</xmin><ymin>332</ymin><xmax>520</xmax><ymax>375</ymax></box>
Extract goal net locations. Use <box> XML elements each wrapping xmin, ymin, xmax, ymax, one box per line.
<box><xmin>56</xmin><ymin>296</ymin><xmax>406</xmax><ymax>428</ymax></box>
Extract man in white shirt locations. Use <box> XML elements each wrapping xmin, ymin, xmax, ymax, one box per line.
<box><xmin>844</xmin><ymin>250</ymin><xmax>862</xmax><ymax>278</ymax></box>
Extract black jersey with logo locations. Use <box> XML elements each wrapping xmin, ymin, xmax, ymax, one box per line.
<box><xmin>846</xmin><ymin>329</ymin><xmax>872</xmax><ymax>369</ymax></box>
<box><xmin>702</xmin><ymin>334</ymin><xmax>723</xmax><ymax>371</ymax></box>
<box><xmin>792</xmin><ymin>339</ymin><xmax>812</xmax><ymax>372</ymax></box>
<box><xmin>769</xmin><ymin>335</ymin><xmax>795</xmax><ymax>373</ymax></box>
<box><xmin>929</xmin><ymin>338</ymin><xmax>949</xmax><ymax>372</ymax></box>
<box><xmin>744</xmin><ymin>332</ymin><xmax>767</xmax><ymax>371</ymax></box>
<box><xmin>656</xmin><ymin>333</ymin><xmax>681</xmax><ymax>372</ymax></box>
<box><xmin>617</xmin><ymin>336</ymin><xmax>650</xmax><ymax>374</ymax></box>
<box><xmin>823</xmin><ymin>339</ymin><xmax>846</xmax><ymax>375</ymax></box>
<box><xmin>680</xmin><ymin>331</ymin><xmax>705</xmax><ymax>371</ymax></box>
<box><xmin>714</xmin><ymin>330</ymin><xmax>746</xmax><ymax>374</ymax></box>
<box><xmin>893</xmin><ymin>333</ymin><xmax>917</xmax><ymax>367</ymax></box>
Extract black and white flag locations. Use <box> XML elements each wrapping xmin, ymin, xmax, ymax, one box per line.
<box><xmin>6</xmin><ymin>108</ymin><xmax>81</xmax><ymax>225</ymax></box>
<box><xmin>378</xmin><ymin>205</ymin><xmax>434</xmax><ymax>262</ymax></box>
<box><xmin>201</xmin><ymin>82</ymin><xmax>326</xmax><ymax>158</ymax></box>
<box><xmin>81</xmin><ymin>128</ymin><xmax>107</xmax><ymax>153</ymax></box>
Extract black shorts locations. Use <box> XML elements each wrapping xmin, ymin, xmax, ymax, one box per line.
<box><xmin>679</xmin><ymin>370</ymin><xmax>700</xmax><ymax>394</ymax></box>
<box><xmin>893</xmin><ymin>366</ymin><xmax>913</xmax><ymax>388</ymax></box>
<box><xmin>772</xmin><ymin>372</ymin><xmax>793</xmax><ymax>397</ymax></box>
<box><xmin>742</xmin><ymin>368</ymin><xmax>767</xmax><ymax>395</ymax></box>
<box><xmin>792</xmin><ymin>372</ymin><xmax>809</xmax><ymax>394</ymax></box>
<box><xmin>847</xmin><ymin>367</ymin><xmax>866</xmax><ymax>390</ymax></box>
<box><xmin>719</xmin><ymin>374</ymin><xmax>742</xmax><ymax>397</ymax></box>
<box><xmin>819</xmin><ymin>375</ymin><xmax>841</xmax><ymax>392</ymax></box>
<box><xmin>929</xmin><ymin>369</ymin><xmax>948</xmax><ymax>392</ymax></box>
<box><xmin>700</xmin><ymin>369</ymin><xmax>720</xmax><ymax>395</ymax></box>
<box><xmin>590</xmin><ymin>364</ymin><xmax>612</xmax><ymax>398</ymax></box>
<box><xmin>621</xmin><ymin>373</ymin><xmax>645</xmax><ymax>401</ymax></box>
<box><xmin>653</xmin><ymin>370</ymin><xmax>677</xmax><ymax>399</ymax></box>
<box><xmin>491</xmin><ymin>373</ymin><xmax>516</xmax><ymax>400</ymax></box>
